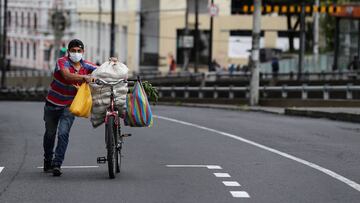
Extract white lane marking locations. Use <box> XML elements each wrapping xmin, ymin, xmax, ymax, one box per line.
<box><xmin>230</xmin><ymin>191</ymin><xmax>250</xmax><ymax>198</ymax></box>
<box><xmin>223</xmin><ymin>181</ymin><xmax>241</xmax><ymax>187</ymax></box>
<box><xmin>0</xmin><ymin>167</ymin><xmax>4</xmax><ymax>173</ymax></box>
<box><xmin>156</xmin><ymin>115</ymin><xmax>360</xmax><ymax>192</ymax></box>
<box><xmin>37</xmin><ymin>166</ymin><xmax>99</xmax><ymax>169</ymax></box>
<box><xmin>166</xmin><ymin>165</ymin><xmax>222</xmax><ymax>169</ymax></box>
<box><xmin>214</xmin><ymin>173</ymin><xmax>231</xmax><ymax>178</ymax></box>
<box><xmin>207</xmin><ymin>165</ymin><xmax>222</xmax><ymax>169</ymax></box>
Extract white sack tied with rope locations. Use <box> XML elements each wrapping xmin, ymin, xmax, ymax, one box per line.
<box><xmin>89</xmin><ymin>60</ymin><xmax>128</xmax><ymax>127</ymax></box>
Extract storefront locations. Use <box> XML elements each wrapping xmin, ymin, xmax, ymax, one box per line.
<box><xmin>332</xmin><ymin>4</ymin><xmax>360</xmax><ymax>70</ymax></box>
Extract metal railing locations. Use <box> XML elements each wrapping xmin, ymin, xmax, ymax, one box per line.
<box><xmin>1</xmin><ymin>85</ymin><xmax>359</xmax><ymax>101</ymax></box>
<box><xmin>158</xmin><ymin>85</ymin><xmax>360</xmax><ymax>100</ymax></box>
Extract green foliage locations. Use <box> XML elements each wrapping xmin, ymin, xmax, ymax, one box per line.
<box><xmin>129</xmin><ymin>81</ymin><xmax>159</xmax><ymax>104</ymax></box>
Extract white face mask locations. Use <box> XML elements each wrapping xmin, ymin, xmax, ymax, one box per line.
<box><xmin>69</xmin><ymin>52</ymin><xmax>83</xmax><ymax>63</ymax></box>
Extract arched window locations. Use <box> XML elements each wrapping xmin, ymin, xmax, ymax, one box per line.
<box><xmin>34</xmin><ymin>13</ymin><xmax>37</xmax><ymax>29</ymax></box>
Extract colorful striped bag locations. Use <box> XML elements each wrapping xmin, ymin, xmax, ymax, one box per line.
<box><xmin>124</xmin><ymin>81</ymin><xmax>153</xmax><ymax>127</ymax></box>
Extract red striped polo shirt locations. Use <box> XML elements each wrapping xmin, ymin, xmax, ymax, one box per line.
<box><xmin>46</xmin><ymin>56</ymin><xmax>97</xmax><ymax>106</ymax></box>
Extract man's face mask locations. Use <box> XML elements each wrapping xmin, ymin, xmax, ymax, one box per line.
<box><xmin>69</xmin><ymin>47</ymin><xmax>83</xmax><ymax>63</ymax></box>
<box><xmin>69</xmin><ymin>52</ymin><xmax>83</xmax><ymax>63</ymax></box>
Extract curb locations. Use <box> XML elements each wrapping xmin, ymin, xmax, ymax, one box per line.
<box><xmin>157</xmin><ymin>102</ymin><xmax>284</xmax><ymax>115</ymax></box>
<box><xmin>284</xmin><ymin>109</ymin><xmax>360</xmax><ymax>123</ymax></box>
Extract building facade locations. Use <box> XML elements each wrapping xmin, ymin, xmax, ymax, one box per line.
<box><xmin>6</xmin><ymin>0</ymin><xmax>77</xmax><ymax>70</ymax></box>
<box><xmin>75</xmin><ymin>0</ymin><xmax>141</xmax><ymax>73</ymax></box>
<box><xmin>6</xmin><ymin>0</ymin><xmax>306</xmax><ymax>73</ymax></box>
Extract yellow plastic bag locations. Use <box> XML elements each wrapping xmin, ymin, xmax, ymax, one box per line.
<box><xmin>69</xmin><ymin>83</ymin><xmax>92</xmax><ymax>118</ymax></box>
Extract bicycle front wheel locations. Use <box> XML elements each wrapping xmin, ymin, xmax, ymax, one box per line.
<box><xmin>106</xmin><ymin>116</ymin><xmax>116</xmax><ymax>179</ymax></box>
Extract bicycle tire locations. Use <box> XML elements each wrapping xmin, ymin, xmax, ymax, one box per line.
<box><xmin>106</xmin><ymin>116</ymin><xmax>116</xmax><ymax>179</ymax></box>
<box><xmin>116</xmin><ymin>133</ymin><xmax>122</xmax><ymax>173</ymax></box>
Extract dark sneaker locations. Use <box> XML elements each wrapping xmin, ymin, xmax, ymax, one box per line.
<box><xmin>52</xmin><ymin>166</ymin><xmax>62</xmax><ymax>176</ymax></box>
<box><xmin>43</xmin><ymin>160</ymin><xmax>53</xmax><ymax>173</ymax></box>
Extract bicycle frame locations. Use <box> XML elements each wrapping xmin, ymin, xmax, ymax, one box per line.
<box><xmin>104</xmin><ymin>85</ymin><xmax>119</xmax><ymax>126</ymax></box>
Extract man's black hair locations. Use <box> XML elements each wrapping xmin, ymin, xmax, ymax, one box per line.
<box><xmin>68</xmin><ymin>39</ymin><xmax>84</xmax><ymax>50</ymax></box>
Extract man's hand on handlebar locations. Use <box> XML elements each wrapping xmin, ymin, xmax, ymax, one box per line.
<box><xmin>83</xmin><ymin>75</ymin><xmax>96</xmax><ymax>83</ymax></box>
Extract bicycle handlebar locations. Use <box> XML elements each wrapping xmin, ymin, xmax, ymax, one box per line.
<box><xmin>94</xmin><ymin>78</ymin><xmax>136</xmax><ymax>86</ymax></box>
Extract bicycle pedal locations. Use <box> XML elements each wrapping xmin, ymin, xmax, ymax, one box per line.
<box><xmin>121</xmin><ymin>133</ymin><xmax>132</xmax><ymax>137</ymax></box>
<box><xmin>97</xmin><ymin>156</ymin><xmax>106</xmax><ymax>164</ymax></box>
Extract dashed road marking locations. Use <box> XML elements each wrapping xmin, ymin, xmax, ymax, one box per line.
<box><xmin>156</xmin><ymin>115</ymin><xmax>360</xmax><ymax>193</ymax></box>
<box><xmin>0</xmin><ymin>167</ymin><xmax>4</xmax><ymax>174</ymax></box>
<box><xmin>223</xmin><ymin>181</ymin><xmax>241</xmax><ymax>187</ymax></box>
<box><xmin>214</xmin><ymin>173</ymin><xmax>231</xmax><ymax>178</ymax></box>
<box><xmin>37</xmin><ymin>166</ymin><xmax>99</xmax><ymax>169</ymax></box>
<box><xmin>167</xmin><ymin>164</ymin><xmax>250</xmax><ymax>199</ymax></box>
<box><xmin>166</xmin><ymin>165</ymin><xmax>222</xmax><ymax>169</ymax></box>
<box><xmin>230</xmin><ymin>191</ymin><xmax>250</xmax><ymax>198</ymax></box>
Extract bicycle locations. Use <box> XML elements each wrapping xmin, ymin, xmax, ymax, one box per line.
<box><xmin>94</xmin><ymin>78</ymin><xmax>134</xmax><ymax>179</ymax></box>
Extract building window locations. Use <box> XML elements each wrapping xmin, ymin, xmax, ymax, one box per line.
<box><xmin>28</xmin><ymin>12</ymin><xmax>31</xmax><ymax>28</ymax></box>
<box><xmin>34</xmin><ymin>13</ymin><xmax>37</xmax><ymax>29</ymax></box>
<box><xmin>20</xmin><ymin>42</ymin><xmax>23</xmax><ymax>58</ymax></box>
<box><xmin>14</xmin><ymin>42</ymin><xmax>17</xmax><ymax>57</ymax></box>
<box><xmin>15</xmin><ymin>12</ymin><xmax>18</xmax><ymax>27</ymax></box>
<box><xmin>188</xmin><ymin>0</ymin><xmax>208</xmax><ymax>14</ymax></box>
<box><xmin>44</xmin><ymin>49</ymin><xmax>51</xmax><ymax>62</ymax></box>
<box><xmin>33</xmin><ymin>42</ymin><xmax>36</xmax><ymax>60</ymax></box>
<box><xmin>7</xmin><ymin>11</ymin><xmax>11</xmax><ymax>27</ymax></box>
<box><xmin>26</xmin><ymin>43</ymin><xmax>30</xmax><ymax>59</ymax></box>
<box><xmin>176</xmin><ymin>29</ymin><xmax>210</xmax><ymax>65</ymax></box>
<box><xmin>7</xmin><ymin>41</ymin><xmax>10</xmax><ymax>55</ymax></box>
<box><xmin>21</xmin><ymin>12</ymin><xmax>24</xmax><ymax>27</ymax></box>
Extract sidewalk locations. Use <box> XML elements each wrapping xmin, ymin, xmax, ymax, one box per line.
<box><xmin>159</xmin><ymin>102</ymin><xmax>360</xmax><ymax>123</ymax></box>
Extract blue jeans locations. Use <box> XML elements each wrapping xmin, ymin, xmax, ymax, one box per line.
<box><xmin>43</xmin><ymin>103</ymin><xmax>75</xmax><ymax>166</ymax></box>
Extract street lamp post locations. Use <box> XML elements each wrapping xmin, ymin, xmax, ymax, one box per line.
<box><xmin>1</xmin><ymin>0</ymin><xmax>8</xmax><ymax>89</ymax></box>
<box><xmin>194</xmin><ymin>0</ymin><xmax>199</xmax><ymax>73</ymax></box>
<box><xmin>110</xmin><ymin>0</ymin><xmax>115</xmax><ymax>57</ymax></box>
<box><xmin>249</xmin><ymin>0</ymin><xmax>261</xmax><ymax>106</ymax></box>
<box><xmin>97</xmin><ymin>0</ymin><xmax>102</xmax><ymax>64</ymax></box>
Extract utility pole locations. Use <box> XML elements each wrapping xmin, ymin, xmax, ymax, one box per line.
<box><xmin>298</xmin><ymin>0</ymin><xmax>306</xmax><ymax>80</ymax></box>
<box><xmin>1</xmin><ymin>0</ymin><xmax>8</xmax><ymax>89</ymax></box>
<box><xmin>208</xmin><ymin>0</ymin><xmax>214</xmax><ymax>72</ymax></box>
<box><xmin>194</xmin><ymin>0</ymin><xmax>199</xmax><ymax>73</ymax></box>
<box><xmin>313</xmin><ymin>0</ymin><xmax>319</xmax><ymax>63</ymax></box>
<box><xmin>182</xmin><ymin>0</ymin><xmax>190</xmax><ymax>72</ymax></box>
<box><xmin>110</xmin><ymin>0</ymin><xmax>115</xmax><ymax>57</ymax></box>
<box><xmin>97</xmin><ymin>0</ymin><xmax>102</xmax><ymax>64</ymax></box>
<box><xmin>249</xmin><ymin>0</ymin><xmax>261</xmax><ymax>106</ymax></box>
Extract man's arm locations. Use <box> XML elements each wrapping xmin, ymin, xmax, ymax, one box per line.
<box><xmin>59</xmin><ymin>68</ymin><xmax>92</xmax><ymax>83</ymax></box>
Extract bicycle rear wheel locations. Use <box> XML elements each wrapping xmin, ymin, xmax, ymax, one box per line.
<box><xmin>106</xmin><ymin>116</ymin><xmax>116</xmax><ymax>179</ymax></box>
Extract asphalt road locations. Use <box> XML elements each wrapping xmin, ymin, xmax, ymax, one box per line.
<box><xmin>0</xmin><ymin>101</ymin><xmax>360</xmax><ymax>203</ymax></box>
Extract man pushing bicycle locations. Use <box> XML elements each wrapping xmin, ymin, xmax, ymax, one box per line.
<box><xmin>42</xmin><ymin>39</ymin><xmax>97</xmax><ymax>176</ymax></box>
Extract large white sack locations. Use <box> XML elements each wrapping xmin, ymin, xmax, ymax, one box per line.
<box><xmin>90</xmin><ymin>60</ymin><xmax>128</xmax><ymax>128</ymax></box>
